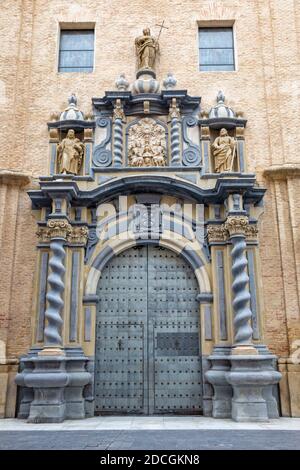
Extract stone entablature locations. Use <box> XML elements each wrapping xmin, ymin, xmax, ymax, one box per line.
<box><xmin>48</xmin><ymin>86</ymin><xmax>247</xmax><ymax>178</ymax></box>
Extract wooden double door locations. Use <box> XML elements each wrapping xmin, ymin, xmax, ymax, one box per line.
<box><xmin>94</xmin><ymin>245</ymin><xmax>202</xmax><ymax>415</ymax></box>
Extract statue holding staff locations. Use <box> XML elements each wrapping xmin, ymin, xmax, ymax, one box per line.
<box><xmin>135</xmin><ymin>28</ymin><xmax>159</xmax><ymax>70</ymax></box>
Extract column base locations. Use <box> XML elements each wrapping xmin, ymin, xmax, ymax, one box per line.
<box><xmin>205</xmin><ymin>347</ymin><xmax>232</xmax><ymax>419</ymax></box>
<box><xmin>226</xmin><ymin>355</ymin><xmax>282</xmax><ymax>422</ymax></box>
<box><xmin>15</xmin><ymin>350</ymin><xmax>91</xmax><ymax>423</ymax></box>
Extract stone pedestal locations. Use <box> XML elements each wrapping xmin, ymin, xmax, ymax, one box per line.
<box><xmin>65</xmin><ymin>358</ymin><xmax>91</xmax><ymax>419</ymax></box>
<box><xmin>226</xmin><ymin>355</ymin><xmax>281</xmax><ymax>422</ymax></box>
<box><xmin>205</xmin><ymin>348</ymin><xmax>232</xmax><ymax>418</ymax></box>
<box><xmin>15</xmin><ymin>353</ymin><xmax>91</xmax><ymax>423</ymax></box>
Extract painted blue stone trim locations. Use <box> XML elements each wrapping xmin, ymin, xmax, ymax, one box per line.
<box><xmin>197</xmin><ymin>293</ymin><xmax>213</xmax><ymax>304</ymax></box>
<box><xmin>85</xmin><ymin>227</ymin><xmax>99</xmax><ymax>264</ymax></box>
<box><xmin>175</xmin><ymin>173</ymin><xmax>197</xmax><ymax>184</ymax></box>
<box><xmin>247</xmin><ymin>250</ymin><xmax>260</xmax><ymax>340</ymax></box>
<box><xmin>50</xmin><ymin>144</ymin><xmax>57</xmax><ymax>176</ymax></box>
<box><xmin>180</xmin><ymin>247</ymin><xmax>203</xmax><ymax>270</ymax></box>
<box><xmin>29</xmin><ymin>175</ymin><xmax>266</xmax><ymax>209</ymax></box>
<box><xmin>37</xmin><ymin>252</ymin><xmax>49</xmax><ymax>342</ymax></box>
<box><xmin>136</xmin><ymin>238</ymin><xmax>159</xmax><ymax>246</ymax></box>
<box><xmin>84</xmin><ymin>307</ymin><xmax>92</xmax><ymax>342</ymax></box>
<box><xmin>216</xmin><ymin>250</ymin><xmax>228</xmax><ymax>341</ymax></box>
<box><xmin>70</xmin><ymin>252</ymin><xmax>80</xmax><ymax>342</ymax></box>
<box><xmin>84</xmin><ymin>144</ymin><xmax>91</xmax><ymax>175</ymax></box>
<box><xmin>92</xmin><ymin>118</ymin><xmax>112</xmax><ymax>167</ymax></box>
<box><xmin>203</xmin><ymin>141</ymin><xmax>210</xmax><ymax>174</ymax></box>
<box><xmin>182</xmin><ymin>116</ymin><xmax>201</xmax><ymax>166</ymax></box>
<box><xmin>238</xmin><ymin>140</ymin><xmax>245</xmax><ymax>173</ymax></box>
<box><xmin>204</xmin><ymin>305</ymin><xmax>213</xmax><ymax>340</ymax></box>
<box><xmin>83</xmin><ymin>295</ymin><xmax>99</xmax><ymax>304</ymax></box>
<box><xmin>92</xmin><ymin>245</ymin><xmax>115</xmax><ymax>271</ymax></box>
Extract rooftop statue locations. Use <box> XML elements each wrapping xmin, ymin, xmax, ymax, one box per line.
<box><xmin>135</xmin><ymin>28</ymin><xmax>159</xmax><ymax>71</ymax></box>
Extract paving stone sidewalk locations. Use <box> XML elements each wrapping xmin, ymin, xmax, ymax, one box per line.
<box><xmin>0</xmin><ymin>429</ymin><xmax>299</xmax><ymax>450</ymax></box>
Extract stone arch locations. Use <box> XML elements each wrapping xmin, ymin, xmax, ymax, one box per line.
<box><xmin>84</xmin><ymin>234</ymin><xmax>212</xmax><ymax>298</ymax></box>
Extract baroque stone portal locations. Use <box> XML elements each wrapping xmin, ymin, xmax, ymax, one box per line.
<box><xmin>212</xmin><ymin>128</ymin><xmax>236</xmax><ymax>173</ymax></box>
<box><xmin>57</xmin><ymin>129</ymin><xmax>84</xmax><ymax>175</ymax></box>
<box><xmin>128</xmin><ymin>118</ymin><xmax>167</xmax><ymax>167</ymax></box>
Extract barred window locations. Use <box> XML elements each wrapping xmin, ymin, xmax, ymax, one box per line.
<box><xmin>58</xmin><ymin>30</ymin><xmax>94</xmax><ymax>73</ymax></box>
<box><xmin>199</xmin><ymin>27</ymin><xmax>235</xmax><ymax>71</ymax></box>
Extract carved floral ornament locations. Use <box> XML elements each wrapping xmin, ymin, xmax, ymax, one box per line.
<box><xmin>128</xmin><ymin>118</ymin><xmax>167</xmax><ymax>167</ymax></box>
<box><xmin>37</xmin><ymin>220</ymin><xmax>89</xmax><ymax>245</ymax></box>
<box><xmin>207</xmin><ymin>216</ymin><xmax>258</xmax><ymax>243</ymax></box>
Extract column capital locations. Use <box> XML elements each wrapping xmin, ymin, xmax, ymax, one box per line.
<box><xmin>207</xmin><ymin>224</ymin><xmax>228</xmax><ymax>243</ymax></box>
<box><xmin>224</xmin><ymin>215</ymin><xmax>249</xmax><ymax>237</ymax></box>
<box><xmin>113</xmin><ymin>98</ymin><xmax>125</xmax><ymax>122</ymax></box>
<box><xmin>37</xmin><ymin>221</ymin><xmax>88</xmax><ymax>245</ymax></box>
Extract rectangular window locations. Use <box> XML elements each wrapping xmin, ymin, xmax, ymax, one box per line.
<box><xmin>199</xmin><ymin>27</ymin><xmax>235</xmax><ymax>72</ymax></box>
<box><xmin>58</xmin><ymin>29</ymin><xmax>94</xmax><ymax>73</ymax></box>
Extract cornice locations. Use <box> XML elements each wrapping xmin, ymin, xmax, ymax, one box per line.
<box><xmin>263</xmin><ymin>164</ymin><xmax>300</xmax><ymax>180</ymax></box>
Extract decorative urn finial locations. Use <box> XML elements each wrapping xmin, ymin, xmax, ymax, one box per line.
<box><xmin>163</xmin><ymin>72</ymin><xmax>177</xmax><ymax>90</ymax></box>
<box><xmin>59</xmin><ymin>94</ymin><xmax>84</xmax><ymax>121</ymax></box>
<box><xmin>115</xmin><ymin>73</ymin><xmax>129</xmax><ymax>91</ymax></box>
<box><xmin>209</xmin><ymin>90</ymin><xmax>235</xmax><ymax>119</ymax></box>
<box><xmin>217</xmin><ymin>90</ymin><xmax>225</xmax><ymax>104</ymax></box>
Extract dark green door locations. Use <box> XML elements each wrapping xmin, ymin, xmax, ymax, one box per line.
<box><xmin>94</xmin><ymin>245</ymin><xmax>202</xmax><ymax>415</ymax></box>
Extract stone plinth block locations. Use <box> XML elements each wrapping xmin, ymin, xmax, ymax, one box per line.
<box><xmin>205</xmin><ymin>354</ymin><xmax>232</xmax><ymax>418</ymax></box>
<box><xmin>15</xmin><ymin>354</ymin><xmax>91</xmax><ymax>423</ymax></box>
<box><xmin>226</xmin><ymin>355</ymin><xmax>281</xmax><ymax>422</ymax></box>
<box><xmin>64</xmin><ymin>358</ymin><xmax>91</xmax><ymax>419</ymax></box>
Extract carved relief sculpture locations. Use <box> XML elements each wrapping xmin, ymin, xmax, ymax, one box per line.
<box><xmin>128</xmin><ymin>118</ymin><xmax>166</xmax><ymax>167</ymax></box>
<box><xmin>57</xmin><ymin>129</ymin><xmax>84</xmax><ymax>175</ymax></box>
<box><xmin>135</xmin><ymin>28</ymin><xmax>159</xmax><ymax>71</ymax></box>
<box><xmin>212</xmin><ymin>128</ymin><xmax>236</xmax><ymax>173</ymax></box>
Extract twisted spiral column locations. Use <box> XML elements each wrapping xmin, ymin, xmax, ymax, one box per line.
<box><xmin>113</xmin><ymin>99</ymin><xmax>124</xmax><ymax>167</ymax></box>
<box><xmin>170</xmin><ymin>117</ymin><xmax>181</xmax><ymax>166</ymax></box>
<box><xmin>225</xmin><ymin>216</ymin><xmax>254</xmax><ymax>349</ymax></box>
<box><xmin>169</xmin><ymin>98</ymin><xmax>181</xmax><ymax>166</ymax></box>
<box><xmin>231</xmin><ymin>235</ymin><xmax>253</xmax><ymax>345</ymax></box>
<box><xmin>113</xmin><ymin>117</ymin><xmax>123</xmax><ymax>167</ymax></box>
<box><xmin>44</xmin><ymin>238</ymin><xmax>66</xmax><ymax>347</ymax></box>
<box><xmin>39</xmin><ymin>219</ymin><xmax>71</xmax><ymax>354</ymax></box>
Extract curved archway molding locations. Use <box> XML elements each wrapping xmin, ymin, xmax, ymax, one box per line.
<box><xmin>84</xmin><ymin>233</ymin><xmax>212</xmax><ymax>298</ymax></box>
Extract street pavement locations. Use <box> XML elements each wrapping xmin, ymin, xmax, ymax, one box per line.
<box><xmin>0</xmin><ymin>417</ymin><xmax>300</xmax><ymax>450</ymax></box>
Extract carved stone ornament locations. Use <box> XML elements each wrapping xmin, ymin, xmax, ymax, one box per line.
<box><xmin>128</xmin><ymin>118</ymin><xmax>167</xmax><ymax>167</ymax></box>
<box><xmin>113</xmin><ymin>99</ymin><xmax>125</xmax><ymax>122</ymax></box>
<box><xmin>224</xmin><ymin>215</ymin><xmax>249</xmax><ymax>237</ymax></box>
<box><xmin>169</xmin><ymin>98</ymin><xmax>180</xmax><ymax>120</ymax></box>
<box><xmin>67</xmin><ymin>226</ymin><xmax>89</xmax><ymax>245</ymax></box>
<box><xmin>207</xmin><ymin>224</ymin><xmax>228</xmax><ymax>243</ymax></box>
<box><xmin>37</xmin><ymin>220</ymin><xmax>88</xmax><ymax>245</ymax></box>
<box><xmin>245</xmin><ymin>224</ymin><xmax>259</xmax><ymax>240</ymax></box>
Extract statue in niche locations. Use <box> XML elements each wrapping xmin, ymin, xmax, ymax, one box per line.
<box><xmin>135</xmin><ymin>28</ymin><xmax>159</xmax><ymax>70</ymax></box>
<box><xmin>212</xmin><ymin>128</ymin><xmax>236</xmax><ymax>173</ymax></box>
<box><xmin>57</xmin><ymin>129</ymin><xmax>84</xmax><ymax>175</ymax></box>
<box><xmin>128</xmin><ymin>118</ymin><xmax>166</xmax><ymax>167</ymax></box>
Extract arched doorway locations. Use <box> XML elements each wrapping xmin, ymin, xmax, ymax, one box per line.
<box><xmin>94</xmin><ymin>244</ymin><xmax>202</xmax><ymax>415</ymax></box>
